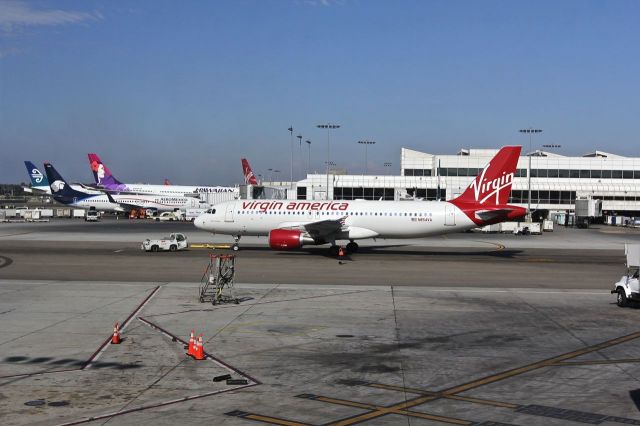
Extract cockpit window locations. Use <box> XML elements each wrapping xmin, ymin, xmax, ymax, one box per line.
<box><xmin>205</xmin><ymin>209</ymin><xmax>216</xmax><ymax>214</ymax></box>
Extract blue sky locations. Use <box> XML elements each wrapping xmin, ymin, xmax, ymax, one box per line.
<box><xmin>1</xmin><ymin>0</ymin><xmax>639</xmax><ymax>185</ymax></box>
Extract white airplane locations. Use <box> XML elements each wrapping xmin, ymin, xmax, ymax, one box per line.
<box><xmin>88</xmin><ymin>153</ymin><xmax>237</xmax><ymax>197</ymax></box>
<box><xmin>194</xmin><ymin>146</ymin><xmax>526</xmax><ymax>253</ymax></box>
<box><xmin>44</xmin><ymin>163</ymin><xmax>208</xmax><ymax>212</ymax></box>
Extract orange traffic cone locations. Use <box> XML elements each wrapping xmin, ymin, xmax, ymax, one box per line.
<box><xmin>338</xmin><ymin>247</ymin><xmax>345</xmax><ymax>257</ymax></box>
<box><xmin>194</xmin><ymin>335</ymin><xmax>205</xmax><ymax>360</ymax></box>
<box><xmin>187</xmin><ymin>330</ymin><xmax>195</xmax><ymax>356</ymax></box>
<box><xmin>111</xmin><ymin>322</ymin><xmax>121</xmax><ymax>344</ymax></box>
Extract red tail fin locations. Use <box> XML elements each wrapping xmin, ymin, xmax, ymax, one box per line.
<box><xmin>164</xmin><ymin>179</ymin><xmax>171</xmax><ymax>186</ymax></box>
<box><xmin>241</xmin><ymin>158</ymin><xmax>258</xmax><ymax>185</ymax></box>
<box><xmin>452</xmin><ymin>146</ymin><xmax>521</xmax><ymax>206</ymax></box>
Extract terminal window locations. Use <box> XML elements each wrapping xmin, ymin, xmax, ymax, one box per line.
<box><xmin>404</xmin><ymin>169</ymin><xmax>432</xmax><ymax>176</ymax></box>
<box><xmin>406</xmin><ymin>188</ymin><xmax>445</xmax><ymax>200</ymax></box>
<box><xmin>297</xmin><ymin>186</ymin><xmax>307</xmax><ymax>200</ymax></box>
<box><xmin>334</xmin><ymin>187</ymin><xmax>395</xmax><ymax>201</ymax></box>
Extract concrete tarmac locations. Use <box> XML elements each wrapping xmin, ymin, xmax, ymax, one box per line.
<box><xmin>0</xmin><ymin>218</ymin><xmax>638</xmax><ymax>287</ymax></box>
<box><xmin>2</xmin><ymin>219</ymin><xmax>640</xmax><ymax>425</ymax></box>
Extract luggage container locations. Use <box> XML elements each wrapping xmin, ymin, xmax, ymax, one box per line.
<box><xmin>481</xmin><ymin>224</ymin><xmax>501</xmax><ymax>233</ymax></box>
<box><xmin>23</xmin><ymin>210</ymin><xmax>41</xmax><ymax>221</ymax></box>
<box><xmin>56</xmin><ymin>208</ymin><xmax>71</xmax><ymax>218</ymax></box>
<box><xmin>72</xmin><ymin>209</ymin><xmax>85</xmax><ymax>218</ymax></box>
<box><xmin>543</xmin><ymin>220</ymin><xmax>554</xmax><ymax>232</ymax></box>
<box><xmin>39</xmin><ymin>209</ymin><xmax>54</xmax><ymax>218</ymax></box>
<box><xmin>499</xmin><ymin>222</ymin><xmax>518</xmax><ymax>233</ymax></box>
<box><xmin>528</xmin><ymin>222</ymin><xmax>542</xmax><ymax>235</ymax></box>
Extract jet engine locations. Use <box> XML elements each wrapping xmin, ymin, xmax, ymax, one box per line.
<box><xmin>268</xmin><ymin>229</ymin><xmax>315</xmax><ymax>250</ymax></box>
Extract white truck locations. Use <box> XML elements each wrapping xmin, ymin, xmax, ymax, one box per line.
<box><xmin>155</xmin><ymin>211</ymin><xmax>183</xmax><ymax>222</ymax></box>
<box><xmin>141</xmin><ymin>233</ymin><xmax>188</xmax><ymax>252</ymax></box>
<box><xmin>612</xmin><ymin>244</ymin><xmax>640</xmax><ymax>307</ymax></box>
<box><xmin>85</xmin><ymin>210</ymin><xmax>100</xmax><ymax>222</ymax></box>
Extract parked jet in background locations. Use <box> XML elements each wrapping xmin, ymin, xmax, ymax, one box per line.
<box><xmin>23</xmin><ymin>161</ymin><xmax>88</xmax><ymax>194</ymax></box>
<box><xmin>23</xmin><ymin>161</ymin><xmax>50</xmax><ymax>193</ymax></box>
<box><xmin>45</xmin><ymin>163</ymin><xmax>207</xmax><ymax>213</ymax></box>
<box><xmin>87</xmin><ymin>153</ymin><xmax>237</xmax><ymax>197</ymax></box>
<box><xmin>195</xmin><ymin>146</ymin><xmax>526</xmax><ymax>253</ymax></box>
<box><xmin>241</xmin><ymin>158</ymin><xmax>258</xmax><ymax>185</ymax></box>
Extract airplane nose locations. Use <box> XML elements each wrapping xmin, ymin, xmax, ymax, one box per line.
<box><xmin>194</xmin><ymin>215</ymin><xmax>204</xmax><ymax>229</ymax></box>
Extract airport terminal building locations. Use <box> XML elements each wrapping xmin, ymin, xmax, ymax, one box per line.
<box><xmin>294</xmin><ymin>148</ymin><xmax>640</xmax><ymax>215</ymax></box>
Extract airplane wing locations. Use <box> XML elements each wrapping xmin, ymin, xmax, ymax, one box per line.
<box><xmin>103</xmin><ymin>192</ymin><xmax>149</xmax><ymax>212</ymax></box>
<box><xmin>278</xmin><ymin>217</ymin><xmax>347</xmax><ymax>239</ymax></box>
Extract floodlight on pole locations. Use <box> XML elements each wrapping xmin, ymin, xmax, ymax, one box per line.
<box><xmin>288</xmin><ymin>126</ymin><xmax>294</xmax><ymax>188</ymax></box>
<box><xmin>305</xmin><ymin>140</ymin><xmax>311</xmax><ymax>175</ymax></box>
<box><xmin>358</xmin><ymin>140</ymin><xmax>376</xmax><ymax>175</ymax></box>
<box><xmin>317</xmin><ymin>123</ymin><xmax>340</xmax><ymax>200</ymax></box>
<box><xmin>519</xmin><ymin>128</ymin><xmax>543</xmax><ymax>220</ymax></box>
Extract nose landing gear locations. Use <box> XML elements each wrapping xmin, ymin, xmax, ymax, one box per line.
<box><xmin>232</xmin><ymin>235</ymin><xmax>241</xmax><ymax>251</ymax></box>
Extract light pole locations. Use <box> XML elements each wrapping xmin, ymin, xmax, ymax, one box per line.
<box><xmin>288</xmin><ymin>126</ymin><xmax>294</xmax><ymax>187</ymax></box>
<box><xmin>268</xmin><ymin>168</ymin><xmax>273</xmax><ymax>183</ymax></box>
<box><xmin>384</xmin><ymin>162</ymin><xmax>392</xmax><ymax>200</ymax></box>
<box><xmin>519</xmin><ymin>128</ymin><xmax>543</xmax><ymax>221</ymax></box>
<box><xmin>297</xmin><ymin>134</ymin><xmax>302</xmax><ymax>179</ymax></box>
<box><xmin>305</xmin><ymin>140</ymin><xmax>311</xmax><ymax>175</ymax></box>
<box><xmin>358</xmin><ymin>140</ymin><xmax>376</xmax><ymax>174</ymax></box>
<box><xmin>317</xmin><ymin>123</ymin><xmax>340</xmax><ymax>200</ymax></box>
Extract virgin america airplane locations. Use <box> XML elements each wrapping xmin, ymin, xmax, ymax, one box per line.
<box><xmin>194</xmin><ymin>146</ymin><xmax>526</xmax><ymax>253</ymax></box>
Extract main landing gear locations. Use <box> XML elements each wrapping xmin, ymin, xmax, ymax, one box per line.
<box><xmin>329</xmin><ymin>241</ymin><xmax>359</xmax><ymax>257</ymax></box>
<box><xmin>232</xmin><ymin>235</ymin><xmax>240</xmax><ymax>251</ymax></box>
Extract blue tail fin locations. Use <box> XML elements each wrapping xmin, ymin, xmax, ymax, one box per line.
<box><xmin>24</xmin><ymin>161</ymin><xmax>49</xmax><ymax>188</ymax></box>
<box><xmin>43</xmin><ymin>163</ymin><xmax>92</xmax><ymax>202</ymax></box>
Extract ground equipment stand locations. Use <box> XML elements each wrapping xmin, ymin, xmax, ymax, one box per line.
<box><xmin>199</xmin><ymin>254</ymin><xmax>238</xmax><ymax>304</ymax></box>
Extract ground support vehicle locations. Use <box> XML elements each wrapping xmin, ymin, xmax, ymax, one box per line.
<box><xmin>612</xmin><ymin>244</ymin><xmax>640</xmax><ymax>307</ymax></box>
<box><xmin>85</xmin><ymin>210</ymin><xmax>100</xmax><ymax>222</ymax></box>
<box><xmin>141</xmin><ymin>233</ymin><xmax>188</xmax><ymax>252</ymax></box>
<box><xmin>155</xmin><ymin>211</ymin><xmax>182</xmax><ymax>221</ymax></box>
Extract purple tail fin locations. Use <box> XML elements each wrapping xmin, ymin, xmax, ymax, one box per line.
<box><xmin>87</xmin><ymin>153</ymin><xmax>129</xmax><ymax>191</ymax></box>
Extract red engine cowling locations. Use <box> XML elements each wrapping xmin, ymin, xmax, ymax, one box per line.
<box><xmin>269</xmin><ymin>229</ymin><xmax>307</xmax><ymax>250</ymax></box>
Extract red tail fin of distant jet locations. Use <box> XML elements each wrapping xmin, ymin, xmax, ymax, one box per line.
<box><xmin>164</xmin><ymin>179</ymin><xmax>171</xmax><ymax>186</ymax></box>
<box><xmin>241</xmin><ymin>158</ymin><xmax>258</xmax><ymax>185</ymax></box>
<box><xmin>450</xmin><ymin>146</ymin><xmax>526</xmax><ymax>225</ymax></box>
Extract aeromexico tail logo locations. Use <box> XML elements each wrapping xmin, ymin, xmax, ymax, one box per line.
<box><xmin>470</xmin><ymin>162</ymin><xmax>514</xmax><ymax>204</ymax></box>
<box><xmin>31</xmin><ymin>168</ymin><xmax>44</xmax><ymax>184</ymax></box>
<box><xmin>51</xmin><ymin>180</ymin><xmax>65</xmax><ymax>193</ymax></box>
